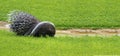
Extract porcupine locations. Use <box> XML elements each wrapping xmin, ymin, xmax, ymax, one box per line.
<box><xmin>8</xmin><ymin>10</ymin><xmax>56</xmax><ymax>37</ymax></box>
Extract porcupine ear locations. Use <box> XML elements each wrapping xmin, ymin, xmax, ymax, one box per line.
<box><xmin>30</xmin><ymin>21</ymin><xmax>56</xmax><ymax>37</ymax></box>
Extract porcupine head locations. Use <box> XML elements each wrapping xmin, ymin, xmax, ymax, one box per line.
<box><xmin>8</xmin><ymin>10</ymin><xmax>56</xmax><ymax>37</ymax></box>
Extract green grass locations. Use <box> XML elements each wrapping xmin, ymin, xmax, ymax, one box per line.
<box><xmin>0</xmin><ymin>0</ymin><xmax>120</xmax><ymax>56</ymax></box>
<box><xmin>0</xmin><ymin>30</ymin><xmax>120</xmax><ymax>56</ymax></box>
<box><xmin>0</xmin><ymin>0</ymin><xmax>120</xmax><ymax>29</ymax></box>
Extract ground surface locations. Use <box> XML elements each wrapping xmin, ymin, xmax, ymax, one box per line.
<box><xmin>0</xmin><ymin>30</ymin><xmax>120</xmax><ymax>56</ymax></box>
<box><xmin>0</xmin><ymin>0</ymin><xmax>120</xmax><ymax>55</ymax></box>
<box><xmin>1</xmin><ymin>21</ymin><xmax>120</xmax><ymax>37</ymax></box>
<box><xmin>0</xmin><ymin>0</ymin><xmax>120</xmax><ymax>28</ymax></box>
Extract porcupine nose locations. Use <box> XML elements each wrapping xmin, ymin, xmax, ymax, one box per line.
<box><xmin>30</xmin><ymin>21</ymin><xmax>56</xmax><ymax>37</ymax></box>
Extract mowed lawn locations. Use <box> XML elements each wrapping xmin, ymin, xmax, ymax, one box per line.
<box><xmin>0</xmin><ymin>0</ymin><xmax>120</xmax><ymax>56</ymax></box>
<box><xmin>0</xmin><ymin>30</ymin><xmax>120</xmax><ymax>56</ymax></box>
<box><xmin>0</xmin><ymin>0</ymin><xmax>120</xmax><ymax>29</ymax></box>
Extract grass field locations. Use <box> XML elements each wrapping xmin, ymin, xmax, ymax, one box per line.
<box><xmin>0</xmin><ymin>0</ymin><xmax>120</xmax><ymax>29</ymax></box>
<box><xmin>0</xmin><ymin>30</ymin><xmax>120</xmax><ymax>56</ymax></box>
<box><xmin>0</xmin><ymin>0</ymin><xmax>120</xmax><ymax>56</ymax></box>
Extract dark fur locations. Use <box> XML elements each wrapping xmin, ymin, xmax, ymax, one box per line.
<box><xmin>30</xmin><ymin>22</ymin><xmax>56</xmax><ymax>37</ymax></box>
<box><xmin>9</xmin><ymin>11</ymin><xmax>56</xmax><ymax>37</ymax></box>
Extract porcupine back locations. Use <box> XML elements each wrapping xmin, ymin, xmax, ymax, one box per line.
<box><xmin>8</xmin><ymin>11</ymin><xmax>39</xmax><ymax>35</ymax></box>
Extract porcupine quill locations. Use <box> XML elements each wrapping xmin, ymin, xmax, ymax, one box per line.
<box><xmin>8</xmin><ymin>10</ymin><xmax>55</xmax><ymax>37</ymax></box>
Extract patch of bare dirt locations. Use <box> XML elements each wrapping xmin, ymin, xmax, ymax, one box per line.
<box><xmin>0</xmin><ymin>21</ymin><xmax>120</xmax><ymax>37</ymax></box>
<box><xmin>56</xmin><ymin>29</ymin><xmax>120</xmax><ymax>37</ymax></box>
<box><xmin>0</xmin><ymin>21</ymin><xmax>9</xmax><ymax>30</ymax></box>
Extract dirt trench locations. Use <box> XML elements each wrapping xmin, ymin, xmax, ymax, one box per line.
<box><xmin>0</xmin><ymin>21</ymin><xmax>120</xmax><ymax>37</ymax></box>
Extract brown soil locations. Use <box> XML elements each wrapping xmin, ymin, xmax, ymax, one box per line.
<box><xmin>0</xmin><ymin>21</ymin><xmax>9</xmax><ymax>30</ymax></box>
<box><xmin>0</xmin><ymin>21</ymin><xmax>120</xmax><ymax>37</ymax></box>
<box><xmin>56</xmin><ymin>29</ymin><xmax>120</xmax><ymax>37</ymax></box>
